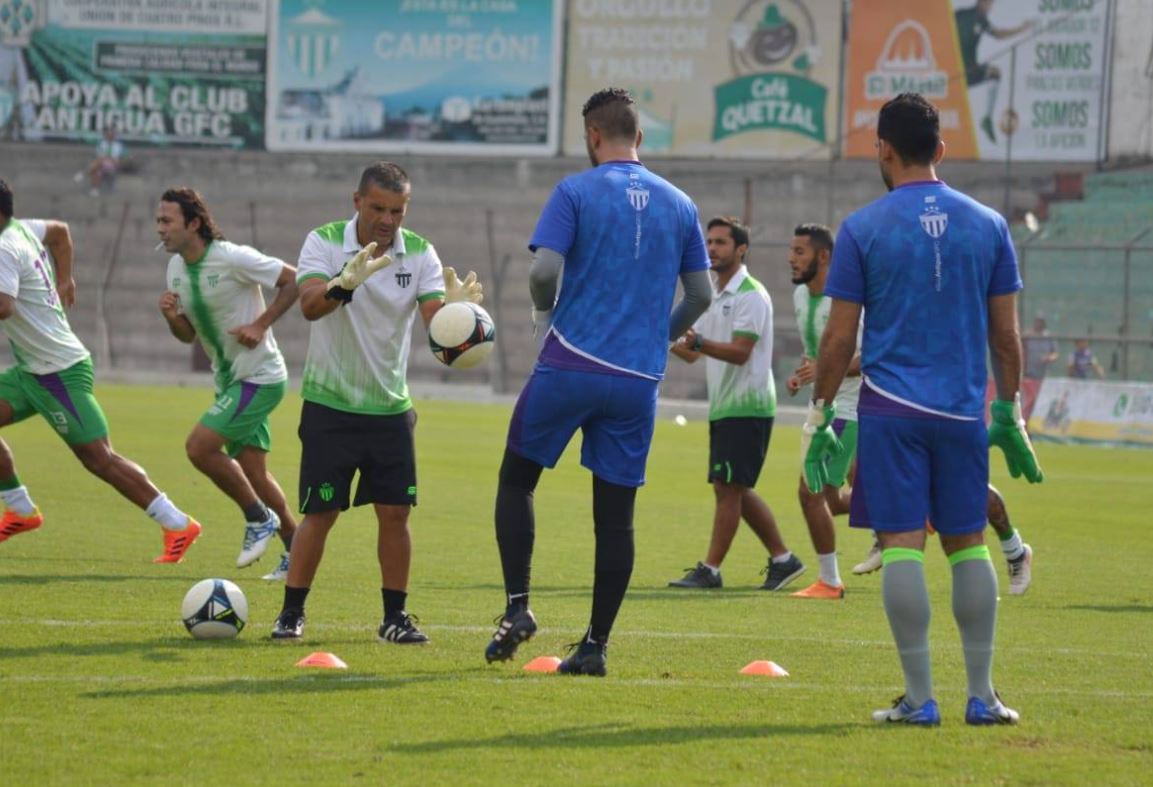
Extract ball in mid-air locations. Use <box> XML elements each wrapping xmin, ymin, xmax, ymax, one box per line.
<box><xmin>181</xmin><ymin>578</ymin><xmax>248</xmax><ymax>640</ymax></box>
<box><xmin>429</xmin><ymin>302</ymin><xmax>495</xmax><ymax>369</ymax></box>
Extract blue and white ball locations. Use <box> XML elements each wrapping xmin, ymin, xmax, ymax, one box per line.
<box><xmin>181</xmin><ymin>578</ymin><xmax>248</xmax><ymax>640</ymax></box>
<box><xmin>429</xmin><ymin>302</ymin><xmax>496</xmax><ymax>369</ymax></box>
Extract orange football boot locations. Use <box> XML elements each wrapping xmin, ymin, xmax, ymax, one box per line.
<box><xmin>790</xmin><ymin>579</ymin><xmax>846</xmax><ymax>599</ymax></box>
<box><xmin>153</xmin><ymin>519</ymin><xmax>202</xmax><ymax>563</ymax></box>
<box><xmin>0</xmin><ymin>507</ymin><xmax>44</xmax><ymax>543</ymax></box>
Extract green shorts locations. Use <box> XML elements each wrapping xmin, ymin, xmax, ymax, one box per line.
<box><xmin>200</xmin><ymin>380</ymin><xmax>286</xmax><ymax>458</ymax></box>
<box><xmin>0</xmin><ymin>359</ymin><xmax>109</xmax><ymax>445</ymax></box>
<box><xmin>828</xmin><ymin>418</ymin><xmax>859</xmax><ymax>488</ymax></box>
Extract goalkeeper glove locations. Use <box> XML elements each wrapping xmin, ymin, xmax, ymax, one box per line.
<box><xmin>801</xmin><ymin>400</ymin><xmax>843</xmax><ymax>494</ymax></box>
<box><xmin>444</xmin><ymin>267</ymin><xmax>483</xmax><ymax>303</ymax></box>
<box><xmin>989</xmin><ymin>394</ymin><xmax>1044</xmax><ymax>483</ymax></box>
<box><xmin>326</xmin><ymin>242</ymin><xmax>392</xmax><ymax>303</ymax></box>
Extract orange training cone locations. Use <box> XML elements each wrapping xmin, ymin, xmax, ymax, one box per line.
<box><xmin>523</xmin><ymin>656</ymin><xmax>562</xmax><ymax>673</ymax></box>
<box><xmin>740</xmin><ymin>660</ymin><xmax>789</xmax><ymax>677</ymax></box>
<box><xmin>295</xmin><ymin>651</ymin><xmax>348</xmax><ymax>669</ymax></box>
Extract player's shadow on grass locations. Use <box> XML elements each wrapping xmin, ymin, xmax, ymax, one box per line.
<box><xmin>0</xmin><ymin>638</ymin><xmax>208</xmax><ymax>661</ymax></box>
<box><xmin>388</xmin><ymin>721</ymin><xmax>854</xmax><ymax>754</ymax></box>
<box><xmin>82</xmin><ymin>674</ymin><xmax>443</xmax><ymax>699</ymax></box>
<box><xmin>1066</xmin><ymin>604</ymin><xmax>1153</xmax><ymax>614</ymax></box>
<box><xmin>0</xmin><ymin>573</ymin><xmax>179</xmax><ymax>586</ymax></box>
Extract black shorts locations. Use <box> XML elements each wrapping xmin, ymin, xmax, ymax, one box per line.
<box><xmin>707</xmin><ymin>416</ymin><xmax>773</xmax><ymax>488</ymax></box>
<box><xmin>298</xmin><ymin>401</ymin><xmax>417</xmax><ymax>512</ymax></box>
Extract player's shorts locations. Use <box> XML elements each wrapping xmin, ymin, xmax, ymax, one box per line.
<box><xmin>827</xmin><ymin>418</ymin><xmax>859</xmax><ymax>488</ymax></box>
<box><xmin>200</xmin><ymin>379</ymin><xmax>286</xmax><ymax>458</ymax></box>
<box><xmin>849</xmin><ymin>412</ymin><xmax>987</xmax><ymax>535</ymax></box>
<box><xmin>297</xmin><ymin>401</ymin><xmax>417</xmax><ymax>512</ymax></box>
<box><xmin>0</xmin><ymin>358</ymin><xmax>109</xmax><ymax>445</ymax></box>
<box><xmin>707</xmin><ymin>416</ymin><xmax>772</xmax><ymax>487</ymax></box>
<box><xmin>507</xmin><ymin>365</ymin><xmax>658</xmax><ymax>488</ymax></box>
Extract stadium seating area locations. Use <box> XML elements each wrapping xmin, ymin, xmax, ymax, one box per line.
<box><xmin>1020</xmin><ymin>167</ymin><xmax>1153</xmax><ymax>381</ymax></box>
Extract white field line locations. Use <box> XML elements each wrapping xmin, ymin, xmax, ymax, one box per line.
<box><xmin>1</xmin><ymin>672</ymin><xmax>1151</xmax><ymax>700</ymax></box>
<box><xmin>0</xmin><ymin>620</ymin><xmax>1147</xmax><ymax>659</ymax></box>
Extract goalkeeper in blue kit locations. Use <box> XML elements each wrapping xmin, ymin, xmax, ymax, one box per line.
<box><xmin>803</xmin><ymin>93</ymin><xmax>1042</xmax><ymax>726</ymax></box>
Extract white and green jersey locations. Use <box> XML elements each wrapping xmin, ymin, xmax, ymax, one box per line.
<box><xmin>166</xmin><ymin>241</ymin><xmax>288</xmax><ymax>390</ymax></box>
<box><xmin>695</xmin><ymin>266</ymin><xmax>776</xmax><ymax>420</ymax></box>
<box><xmin>793</xmin><ymin>285</ymin><xmax>860</xmax><ymax>421</ymax></box>
<box><xmin>0</xmin><ymin>218</ymin><xmax>89</xmax><ymax>374</ymax></box>
<box><xmin>297</xmin><ymin>216</ymin><xmax>445</xmax><ymax>415</ymax></box>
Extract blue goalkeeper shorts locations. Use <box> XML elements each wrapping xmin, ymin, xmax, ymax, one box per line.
<box><xmin>506</xmin><ymin>364</ymin><xmax>658</xmax><ymax>488</ymax></box>
<box><xmin>849</xmin><ymin>412</ymin><xmax>988</xmax><ymax>535</ymax></box>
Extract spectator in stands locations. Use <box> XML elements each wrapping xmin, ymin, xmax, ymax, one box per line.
<box><xmin>1067</xmin><ymin>338</ymin><xmax>1104</xmax><ymax>379</ymax></box>
<box><xmin>1021</xmin><ymin>313</ymin><xmax>1058</xmax><ymax>420</ymax></box>
<box><xmin>1023</xmin><ymin>314</ymin><xmax>1058</xmax><ymax>381</ymax></box>
<box><xmin>74</xmin><ymin>125</ymin><xmax>123</xmax><ymax>197</ymax></box>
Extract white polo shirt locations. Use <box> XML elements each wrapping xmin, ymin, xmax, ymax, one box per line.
<box><xmin>165</xmin><ymin>240</ymin><xmax>288</xmax><ymax>390</ymax></box>
<box><xmin>297</xmin><ymin>215</ymin><xmax>445</xmax><ymax>415</ymax></box>
<box><xmin>0</xmin><ymin>219</ymin><xmax>89</xmax><ymax>374</ymax></box>
<box><xmin>694</xmin><ymin>265</ymin><xmax>776</xmax><ymax>421</ymax></box>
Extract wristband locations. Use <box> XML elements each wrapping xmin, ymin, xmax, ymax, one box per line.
<box><xmin>325</xmin><ymin>284</ymin><xmax>354</xmax><ymax>304</ymax></box>
<box><xmin>691</xmin><ymin>334</ymin><xmax>704</xmax><ymax>352</ymax></box>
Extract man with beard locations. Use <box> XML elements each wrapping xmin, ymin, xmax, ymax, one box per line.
<box><xmin>783</xmin><ymin>223</ymin><xmax>860</xmax><ymax>599</ymax></box>
<box><xmin>666</xmin><ymin>216</ymin><xmax>804</xmax><ymax>593</ymax></box>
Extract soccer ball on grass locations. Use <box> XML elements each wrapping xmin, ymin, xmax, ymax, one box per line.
<box><xmin>181</xmin><ymin>578</ymin><xmax>248</xmax><ymax>640</ymax></box>
<box><xmin>428</xmin><ymin>301</ymin><xmax>495</xmax><ymax>369</ymax></box>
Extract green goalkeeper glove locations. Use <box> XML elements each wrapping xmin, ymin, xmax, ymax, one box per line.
<box><xmin>444</xmin><ymin>267</ymin><xmax>483</xmax><ymax>304</ymax></box>
<box><xmin>801</xmin><ymin>400</ymin><xmax>843</xmax><ymax>494</ymax></box>
<box><xmin>326</xmin><ymin>242</ymin><xmax>393</xmax><ymax>303</ymax></box>
<box><xmin>989</xmin><ymin>394</ymin><xmax>1044</xmax><ymax>483</ymax></box>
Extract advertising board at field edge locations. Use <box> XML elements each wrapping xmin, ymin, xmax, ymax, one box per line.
<box><xmin>844</xmin><ymin>0</ymin><xmax>1111</xmax><ymax>162</ymax></box>
<box><xmin>265</xmin><ymin>0</ymin><xmax>563</xmax><ymax>156</ymax></box>
<box><xmin>0</xmin><ymin>0</ymin><xmax>267</xmax><ymax>149</ymax></box>
<box><xmin>1029</xmin><ymin>377</ymin><xmax>1153</xmax><ymax>448</ymax></box>
<box><xmin>563</xmin><ymin>0</ymin><xmax>843</xmax><ymax>159</ymax></box>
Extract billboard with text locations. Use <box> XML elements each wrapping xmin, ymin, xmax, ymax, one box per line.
<box><xmin>266</xmin><ymin>0</ymin><xmax>562</xmax><ymax>155</ymax></box>
<box><xmin>563</xmin><ymin>0</ymin><xmax>843</xmax><ymax>159</ymax></box>
<box><xmin>0</xmin><ymin>0</ymin><xmax>267</xmax><ymax>148</ymax></box>
<box><xmin>844</xmin><ymin>0</ymin><xmax>1112</xmax><ymax>162</ymax></box>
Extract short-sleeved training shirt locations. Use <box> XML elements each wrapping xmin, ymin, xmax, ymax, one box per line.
<box><xmin>793</xmin><ymin>285</ymin><xmax>861</xmax><ymax>421</ymax></box>
<box><xmin>693</xmin><ymin>266</ymin><xmax>776</xmax><ymax>420</ymax></box>
<box><xmin>529</xmin><ymin>160</ymin><xmax>708</xmax><ymax>380</ymax></box>
<box><xmin>297</xmin><ymin>216</ymin><xmax>445</xmax><ymax>415</ymax></box>
<box><xmin>825</xmin><ymin>180</ymin><xmax>1021</xmax><ymax>419</ymax></box>
<box><xmin>165</xmin><ymin>240</ymin><xmax>288</xmax><ymax>390</ymax></box>
<box><xmin>0</xmin><ymin>218</ymin><xmax>89</xmax><ymax>374</ymax></box>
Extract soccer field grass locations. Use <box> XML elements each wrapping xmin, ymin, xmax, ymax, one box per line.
<box><xmin>1</xmin><ymin>385</ymin><xmax>1151</xmax><ymax>786</ymax></box>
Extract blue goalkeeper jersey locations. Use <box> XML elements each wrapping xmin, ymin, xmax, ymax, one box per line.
<box><xmin>825</xmin><ymin>180</ymin><xmax>1022</xmax><ymax>419</ymax></box>
<box><xmin>529</xmin><ymin>160</ymin><xmax>708</xmax><ymax>380</ymax></box>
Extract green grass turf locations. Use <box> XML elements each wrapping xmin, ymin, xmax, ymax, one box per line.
<box><xmin>1</xmin><ymin>385</ymin><xmax>1151</xmax><ymax>785</ymax></box>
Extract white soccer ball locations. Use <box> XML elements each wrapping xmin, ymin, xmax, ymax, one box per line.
<box><xmin>428</xmin><ymin>301</ymin><xmax>496</xmax><ymax>369</ymax></box>
<box><xmin>181</xmin><ymin>578</ymin><xmax>248</xmax><ymax>640</ymax></box>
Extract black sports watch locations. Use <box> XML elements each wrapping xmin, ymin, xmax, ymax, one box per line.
<box><xmin>691</xmin><ymin>334</ymin><xmax>705</xmax><ymax>352</ymax></box>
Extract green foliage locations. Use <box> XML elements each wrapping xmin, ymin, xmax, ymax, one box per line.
<box><xmin>1</xmin><ymin>386</ymin><xmax>1151</xmax><ymax>785</ymax></box>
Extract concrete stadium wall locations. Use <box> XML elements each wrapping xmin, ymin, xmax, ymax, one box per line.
<box><xmin>1</xmin><ymin>141</ymin><xmax>1083</xmax><ymax>398</ymax></box>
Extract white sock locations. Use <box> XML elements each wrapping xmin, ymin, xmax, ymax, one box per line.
<box><xmin>146</xmin><ymin>493</ymin><xmax>190</xmax><ymax>531</ymax></box>
<box><xmin>818</xmin><ymin>552</ymin><xmax>842</xmax><ymax>587</ymax></box>
<box><xmin>1</xmin><ymin>486</ymin><xmax>37</xmax><ymax>516</ymax></box>
<box><xmin>1000</xmin><ymin>531</ymin><xmax>1024</xmax><ymax>561</ymax></box>
<box><xmin>771</xmin><ymin>551</ymin><xmax>794</xmax><ymax>565</ymax></box>
<box><xmin>702</xmin><ymin>562</ymin><xmax>720</xmax><ymax>575</ymax></box>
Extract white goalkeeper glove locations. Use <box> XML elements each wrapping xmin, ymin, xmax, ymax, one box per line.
<box><xmin>326</xmin><ymin>242</ymin><xmax>393</xmax><ymax>303</ymax></box>
<box><xmin>444</xmin><ymin>267</ymin><xmax>483</xmax><ymax>304</ymax></box>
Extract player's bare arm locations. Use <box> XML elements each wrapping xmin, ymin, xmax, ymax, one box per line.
<box><xmin>811</xmin><ymin>298</ymin><xmax>862</xmax><ymax>405</ymax></box>
<box><xmin>158</xmin><ymin>291</ymin><xmax>196</xmax><ymax>343</ymax></box>
<box><xmin>229</xmin><ymin>264</ymin><xmax>299</xmax><ymax>349</ymax></box>
<box><xmin>987</xmin><ymin>292</ymin><xmax>1023</xmax><ymax>401</ymax></box>
<box><xmin>0</xmin><ymin>292</ymin><xmax>14</xmax><ymax>320</ymax></box>
<box><xmin>42</xmin><ymin>220</ymin><xmax>76</xmax><ymax>308</ymax></box>
<box><xmin>685</xmin><ymin>330</ymin><xmax>756</xmax><ymax>366</ymax></box>
<box><xmin>299</xmin><ymin>277</ymin><xmax>342</xmax><ymax>321</ymax></box>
